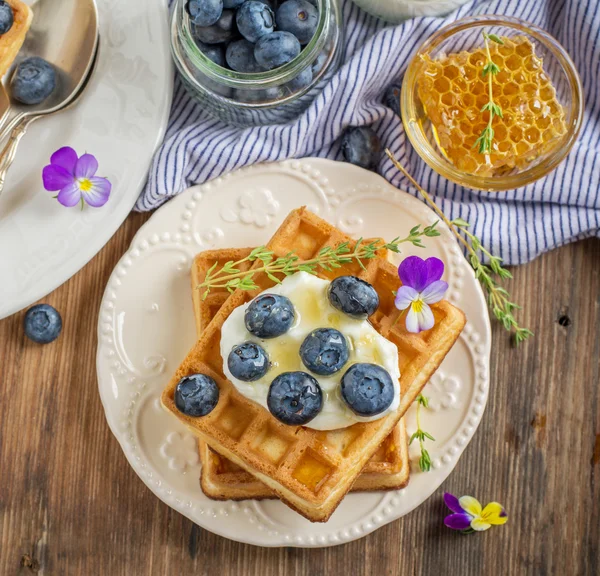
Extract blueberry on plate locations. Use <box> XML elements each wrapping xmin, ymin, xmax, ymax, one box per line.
<box><xmin>175</xmin><ymin>374</ymin><xmax>220</xmax><ymax>416</ymax></box>
<box><xmin>196</xmin><ymin>40</ymin><xmax>226</xmax><ymax>66</ymax></box>
<box><xmin>328</xmin><ymin>275</ymin><xmax>379</xmax><ymax>319</ymax></box>
<box><xmin>267</xmin><ymin>372</ymin><xmax>322</xmax><ymax>425</ymax></box>
<box><xmin>186</xmin><ymin>0</ymin><xmax>223</xmax><ymax>27</ymax></box>
<box><xmin>300</xmin><ymin>328</ymin><xmax>349</xmax><ymax>375</ymax></box>
<box><xmin>245</xmin><ymin>293</ymin><xmax>295</xmax><ymax>338</ymax></box>
<box><xmin>276</xmin><ymin>0</ymin><xmax>319</xmax><ymax>45</ymax></box>
<box><xmin>341</xmin><ymin>126</ymin><xmax>381</xmax><ymax>170</ymax></box>
<box><xmin>11</xmin><ymin>57</ymin><xmax>57</xmax><ymax>106</ymax></box>
<box><xmin>236</xmin><ymin>1</ymin><xmax>274</xmax><ymax>43</ymax></box>
<box><xmin>384</xmin><ymin>83</ymin><xmax>401</xmax><ymax>117</ymax></box>
<box><xmin>340</xmin><ymin>363</ymin><xmax>394</xmax><ymax>417</ymax></box>
<box><xmin>228</xmin><ymin>341</ymin><xmax>270</xmax><ymax>381</ymax></box>
<box><xmin>226</xmin><ymin>39</ymin><xmax>263</xmax><ymax>73</ymax></box>
<box><xmin>192</xmin><ymin>9</ymin><xmax>237</xmax><ymax>44</ymax></box>
<box><xmin>286</xmin><ymin>66</ymin><xmax>312</xmax><ymax>92</ymax></box>
<box><xmin>0</xmin><ymin>0</ymin><xmax>14</xmax><ymax>35</ymax></box>
<box><xmin>255</xmin><ymin>31</ymin><xmax>301</xmax><ymax>70</ymax></box>
<box><xmin>23</xmin><ymin>304</ymin><xmax>62</xmax><ymax>344</ymax></box>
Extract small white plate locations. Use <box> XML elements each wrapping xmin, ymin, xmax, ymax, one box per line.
<box><xmin>0</xmin><ymin>0</ymin><xmax>173</xmax><ymax>319</ymax></box>
<box><xmin>350</xmin><ymin>0</ymin><xmax>470</xmax><ymax>23</ymax></box>
<box><xmin>96</xmin><ymin>158</ymin><xmax>491</xmax><ymax>548</ymax></box>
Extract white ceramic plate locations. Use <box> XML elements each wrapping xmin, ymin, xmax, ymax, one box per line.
<box><xmin>350</xmin><ymin>0</ymin><xmax>470</xmax><ymax>23</ymax></box>
<box><xmin>0</xmin><ymin>0</ymin><xmax>173</xmax><ymax>319</ymax></box>
<box><xmin>96</xmin><ymin>159</ymin><xmax>491</xmax><ymax>548</ymax></box>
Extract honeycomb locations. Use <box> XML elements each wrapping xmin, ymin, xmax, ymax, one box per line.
<box><xmin>417</xmin><ymin>35</ymin><xmax>568</xmax><ymax>177</ymax></box>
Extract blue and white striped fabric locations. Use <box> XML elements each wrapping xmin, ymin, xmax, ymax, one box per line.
<box><xmin>137</xmin><ymin>0</ymin><xmax>600</xmax><ymax>265</ymax></box>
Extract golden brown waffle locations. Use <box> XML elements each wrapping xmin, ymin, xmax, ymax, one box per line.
<box><xmin>162</xmin><ymin>208</ymin><xmax>466</xmax><ymax>522</ymax></box>
<box><xmin>0</xmin><ymin>1</ymin><xmax>32</xmax><ymax>77</ymax></box>
<box><xmin>190</xmin><ymin>247</ymin><xmax>410</xmax><ymax>499</ymax></box>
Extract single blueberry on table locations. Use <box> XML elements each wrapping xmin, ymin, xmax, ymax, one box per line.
<box><xmin>23</xmin><ymin>304</ymin><xmax>62</xmax><ymax>344</ymax></box>
<box><xmin>226</xmin><ymin>39</ymin><xmax>263</xmax><ymax>73</ymax></box>
<box><xmin>245</xmin><ymin>293</ymin><xmax>295</xmax><ymax>338</ymax></box>
<box><xmin>328</xmin><ymin>275</ymin><xmax>379</xmax><ymax>319</ymax></box>
<box><xmin>340</xmin><ymin>363</ymin><xmax>395</xmax><ymax>417</ymax></box>
<box><xmin>267</xmin><ymin>372</ymin><xmax>323</xmax><ymax>425</ymax></box>
<box><xmin>341</xmin><ymin>126</ymin><xmax>381</xmax><ymax>170</ymax></box>
<box><xmin>255</xmin><ymin>31</ymin><xmax>301</xmax><ymax>70</ymax></box>
<box><xmin>11</xmin><ymin>57</ymin><xmax>57</xmax><ymax>105</ymax></box>
<box><xmin>300</xmin><ymin>328</ymin><xmax>349</xmax><ymax>376</ymax></box>
<box><xmin>174</xmin><ymin>374</ymin><xmax>220</xmax><ymax>417</ymax></box>
<box><xmin>276</xmin><ymin>0</ymin><xmax>319</xmax><ymax>45</ymax></box>
<box><xmin>286</xmin><ymin>66</ymin><xmax>312</xmax><ymax>92</ymax></box>
<box><xmin>192</xmin><ymin>9</ymin><xmax>237</xmax><ymax>44</ymax></box>
<box><xmin>186</xmin><ymin>0</ymin><xmax>223</xmax><ymax>27</ymax></box>
<box><xmin>228</xmin><ymin>341</ymin><xmax>270</xmax><ymax>381</ymax></box>
<box><xmin>384</xmin><ymin>83</ymin><xmax>401</xmax><ymax>117</ymax></box>
<box><xmin>196</xmin><ymin>40</ymin><xmax>226</xmax><ymax>66</ymax></box>
<box><xmin>0</xmin><ymin>0</ymin><xmax>14</xmax><ymax>35</ymax></box>
<box><xmin>236</xmin><ymin>1</ymin><xmax>274</xmax><ymax>43</ymax></box>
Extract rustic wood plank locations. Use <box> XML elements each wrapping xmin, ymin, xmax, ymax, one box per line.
<box><xmin>0</xmin><ymin>213</ymin><xmax>598</xmax><ymax>576</ymax></box>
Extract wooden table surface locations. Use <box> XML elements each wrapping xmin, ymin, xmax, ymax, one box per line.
<box><xmin>1</xmin><ymin>212</ymin><xmax>599</xmax><ymax>576</ymax></box>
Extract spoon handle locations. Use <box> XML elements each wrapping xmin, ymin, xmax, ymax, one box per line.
<box><xmin>0</xmin><ymin>117</ymin><xmax>33</xmax><ymax>198</ymax></box>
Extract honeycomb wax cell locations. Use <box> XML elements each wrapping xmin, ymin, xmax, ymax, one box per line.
<box><xmin>416</xmin><ymin>36</ymin><xmax>568</xmax><ymax>177</ymax></box>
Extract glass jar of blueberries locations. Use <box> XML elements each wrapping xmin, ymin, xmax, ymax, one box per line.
<box><xmin>171</xmin><ymin>0</ymin><xmax>344</xmax><ymax>126</ymax></box>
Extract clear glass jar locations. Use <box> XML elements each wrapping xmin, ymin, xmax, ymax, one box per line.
<box><xmin>170</xmin><ymin>0</ymin><xmax>344</xmax><ymax>127</ymax></box>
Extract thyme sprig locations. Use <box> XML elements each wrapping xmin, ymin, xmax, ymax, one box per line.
<box><xmin>410</xmin><ymin>394</ymin><xmax>435</xmax><ymax>472</ymax></box>
<box><xmin>197</xmin><ymin>224</ymin><xmax>441</xmax><ymax>300</ymax></box>
<box><xmin>385</xmin><ymin>149</ymin><xmax>532</xmax><ymax>345</ymax></box>
<box><xmin>473</xmin><ymin>32</ymin><xmax>504</xmax><ymax>155</ymax></box>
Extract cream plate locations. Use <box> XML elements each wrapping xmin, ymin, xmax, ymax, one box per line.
<box><xmin>96</xmin><ymin>158</ymin><xmax>491</xmax><ymax>548</ymax></box>
<box><xmin>0</xmin><ymin>0</ymin><xmax>173</xmax><ymax>319</ymax></box>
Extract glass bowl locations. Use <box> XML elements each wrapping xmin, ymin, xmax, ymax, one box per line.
<box><xmin>401</xmin><ymin>15</ymin><xmax>583</xmax><ymax>191</ymax></box>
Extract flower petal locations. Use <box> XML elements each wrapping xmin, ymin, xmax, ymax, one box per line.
<box><xmin>405</xmin><ymin>306</ymin><xmax>420</xmax><ymax>333</ymax></box>
<box><xmin>394</xmin><ymin>285</ymin><xmax>419</xmax><ymax>310</ymax></box>
<box><xmin>482</xmin><ymin>502</ymin><xmax>509</xmax><ymax>525</ymax></box>
<box><xmin>42</xmin><ymin>165</ymin><xmax>74</xmax><ymax>191</ymax></box>
<box><xmin>444</xmin><ymin>513</ymin><xmax>473</xmax><ymax>531</ymax></box>
<box><xmin>470</xmin><ymin>517</ymin><xmax>492</xmax><ymax>531</ymax></box>
<box><xmin>398</xmin><ymin>256</ymin><xmax>428</xmax><ymax>291</ymax></box>
<box><xmin>74</xmin><ymin>153</ymin><xmax>98</xmax><ymax>179</ymax></box>
<box><xmin>443</xmin><ymin>492</ymin><xmax>464</xmax><ymax>514</ymax></box>
<box><xmin>421</xmin><ymin>280</ymin><xmax>449</xmax><ymax>304</ymax></box>
<box><xmin>50</xmin><ymin>147</ymin><xmax>78</xmax><ymax>173</ymax></box>
<box><xmin>423</xmin><ymin>257</ymin><xmax>445</xmax><ymax>286</ymax></box>
<box><xmin>459</xmin><ymin>496</ymin><xmax>483</xmax><ymax>517</ymax></box>
<box><xmin>56</xmin><ymin>182</ymin><xmax>82</xmax><ymax>207</ymax></box>
<box><xmin>415</xmin><ymin>302</ymin><xmax>435</xmax><ymax>332</ymax></box>
<box><xmin>82</xmin><ymin>177</ymin><xmax>111</xmax><ymax>207</ymax></box>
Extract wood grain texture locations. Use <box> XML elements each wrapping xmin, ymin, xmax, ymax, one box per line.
<box><xmin>0</xmin><ymin>212</ymin><xmax>598</xmax><ymax>576</ymax></box>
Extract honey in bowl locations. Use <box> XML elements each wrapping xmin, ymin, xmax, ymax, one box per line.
<box><xmin>416</xmin><ymin>35</ymin><xmax>568</xmax><ymax>177</ymax></box>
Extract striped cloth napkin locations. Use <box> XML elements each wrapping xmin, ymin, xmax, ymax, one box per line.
<box><xmin>137</xmin><ymin>0</ymin><xmax>600</xmax><ymax>265</ymax></box>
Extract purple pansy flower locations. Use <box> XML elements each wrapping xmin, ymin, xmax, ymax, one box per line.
<box><xmin>42</xmin><ymin>147</ymin><xmax>111</xmax><ymax>208</ymax></box>
<box><xmin>394</xmin><ymin>256</ymin><xmax>448</xmax><ymax>333</ymax></box>
<box><xmin>444</xmin><ymin>492</ymin><xmax>508</xmax><ymax>533</ymax></box>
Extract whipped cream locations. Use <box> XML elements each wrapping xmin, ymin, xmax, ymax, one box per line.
<box><xmin>220</xmin><ymin>272</ymin><xmax>401</xmax><ymax>430</ymax></box>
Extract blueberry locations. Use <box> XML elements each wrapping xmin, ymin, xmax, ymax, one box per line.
<box><xmin>245</xmin><ymin>294</ymin><xmax>295</xmax><ymax>338</ymax></box>
<box><xmin>0</xmin><ymin>0</ymin><xmax>14</xmax><ymax>35</ymax></box>
<box><xmin>312</xmin><ymin>50</ymin><xmax>328</xmax><ymax>75</ymax></box>
<box><xmin>236</xmin><ymin>1</ymin><xmax>274</xmax><ymax>43</ymax></box>
<box><xmin>286</xmin><ymin>66</ymin><xmax>312</xmax><ymax>92</ymax></box>
<box><xmin>11</xmin><ymin>57</ymin><xmax>57</xmax><ymax>106</ymax></box>
<box><xmin>340</xmin><ymin>363</ymin><xmax>394</xmax><ymax>417</ymax></box>
<box><xmin>255</xmin><ymin>31</ymin><xmax>301</xmax><ymax>70</ymax></box>
<box><xmin>196</xmin><ymin>40</ymin><xmax>226</xmax><ymax>66</ymax></box>
<box><xmin>186</xmin><ymin>0</ymin><xmax>223</xmax><ymax>27</ymax></box>
<box><xmin>226</xmin><ymin>39</ymin><xmax>263</xmax><ymax>72</ymax></box>
<box><xmin>341</xmin><ymin>126</ymin><xmax>381</xmax><ymax>170</ymax></box>
<box><xmin>384</xmin><ymin>83</ymin><xmax>401</xmax><ymax>117</ymax></box>
<box><xmin>300</xmin><ymin>328</ymin><xmax>349</xmax><ymax>376</ymax></box>
<box><xmin>276</xmin><ymin>0</ymin><xmax>318</xmax><ymax>45</ymax></box>
<box><xmin>175</xmin><ymin>374</ymin><xmax>220</xmax><ymax>416</ymax></box>
<box><xmin>267</xmin><ymin>372</ymin><xmax>322</xmax><ymax>425</ymax></box>
<box><xmin>328</xmin><ymin>275</ymin><xmax>379</xmax><ymax>318</ymax></box>
<box><xmin>228</xmin><ymin>341</ymin><xmax>270</xmax><ymax>381</ymax></box>
<box><xmin>23</xmin><ymin>304</ymin><xmax>62</xmax><ymax>344</ymax></box>
<box><xmin>192</xmin><ymin>9</ymin><xmax>237</xmax><ymax>44</ymax></box>
<box><xmin>223</xmin><ymin>0</ymin><xmax>244</xmax><ymax>7</ymax></box>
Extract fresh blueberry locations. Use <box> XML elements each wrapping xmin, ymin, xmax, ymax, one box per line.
<box><xmin>276</xmin><ymin>0</ymin><xmax>318</xmax><ymax>45</ymax></box>
<box><xmin>328</xmin><ymin>275</ymin><xmax>379</xmax><ymax>319</ymax></box>
<box><xmin>300</xmin><ymin>328</ymin><xmax>349</xmax><ymax>376</ymax></box>
<box><xmin>245</xmin><ymin>294</ymin><xmax>295</xmax><ymax>338</ymax></box>
<box><xmin>340</xmin><ymin>363</ymin><xmax>395</xmax><ymax>417</ymax></box>
<box><xmin>286</xmin><ymin>66</ymin><xmax>312</xmax><ymax>92</ymax></box>
<box><xmin>267</xmin><ymin>372</ymin><xmax>322</xmax><ymax>425</ymax></box>
<box><xmin>175</xmin><ymin>374</ymin><xmax>220</xmax><ymax>416</ymax></box>
<box><xmin>11</xmin><ymin>57</ymin><xmax>57</xmax><ymax>105</ymax></box>
<box><xmin>196</xmin><ymin>40</ymin><xmax>226</xmax><ymax>66</ymax></box>
<box><xmin>226</xmin><ymin>39</ymin><xmax>263</xmax><ymax>72</ymax></box>
<box><xmin>311</xmin><ymin>50</ymin><xmax>328</xmax><ymax>75</ymax></box>
<box><xmin>228</xmin><ymin>341</ymin><xmax>270</xmax><ymax>381</ymax></box>
<box><xmin>0</xmin><ymin>0</ymin><xmax>14</xmax><ymax>35</ymax></box>
<box><xmin>236</xmin><ymin>1</ymin><xmax>274</xmax><ymax>43</ymax></box>
<box><xmin>23</xmin><ymin>304</ymin><xmax>62</xmax><ymax>344</ymax></box>
<box><xmin>192</xmin><ymin>9</ymin><xmax>237</xmax><ymax>44</ymax></box>
<box><xmin>384</xmin><ymin>83</ymin><xmax>401</xmax><ymax>117</ymax></box>
<box><xmin>341</xmin><ymin>126</ymin><xmax>381</xmax><ymax>170</ymax></box>
<box><xmin>186</xmin><ymin>0</ymin><xmax>223</xmax><ymax>27</ymax></box>
<box><xmin>223</xmin><ymin>0</ymin><xmax>245</xmax><ymax>7</ymax></box>
<box><xmin>255</xmin><ymin>31</ymin><xmax>301</xmax><ymax>70</ymax></box>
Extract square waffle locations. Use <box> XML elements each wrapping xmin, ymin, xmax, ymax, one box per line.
<box><xmin>191</xmin><ymin>247</ymin><xmax>410</xmax><ymax>499</ymax></box>
<box><xmin>162</xmin><ymin>208</ymin><xmax>466</xmax><ymax>522</ymax></box>
<box><xmin>0</xmin><ymin>1</ymin><xmax>32</xmax><ymax>77</ymax></box>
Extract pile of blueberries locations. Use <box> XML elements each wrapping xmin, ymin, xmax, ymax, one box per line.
<box><xmin>175</xmin><ymin>275</ymin><xmax>397</xmax><ymax>427</ymax></box>
<box><xmin>186</xmin><ymin>0</ymin><xmax>319</xmax><ymax>92</ymax></box>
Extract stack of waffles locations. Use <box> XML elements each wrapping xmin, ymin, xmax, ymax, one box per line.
<box><xmin>162</xmin><ymin>208</ymin><xmax>466</xmax><ymax>522</ymax></box>
<box><xmin>0</xmin><ymin>1</ymin><xmax>32</xmax><ymax>77</ymax></box>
